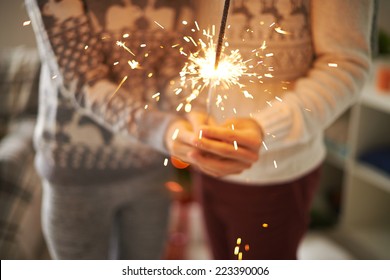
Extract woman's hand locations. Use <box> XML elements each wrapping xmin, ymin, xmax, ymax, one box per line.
<box><xmin>165</xmin><ymin>115</ymin><xmax>263</xmax><ymax>178</ymax></box>
<box><xmin>188</xmin><ymin>117</ymin><xmax>263</xmax><ymax>177</ymax></box>
<box><xmin>165</xmin><ymin>119</ymin><xmax>195</xmax><ymax>164</ymax></box>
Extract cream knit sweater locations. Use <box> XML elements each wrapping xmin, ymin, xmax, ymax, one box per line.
<box><xmin>200</xmin><ymin>0</ymin><xmax>373</xmax><ymax>184</ymax></box>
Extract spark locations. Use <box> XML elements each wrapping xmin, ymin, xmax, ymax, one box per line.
<box><xmin>116</xmin><ymin>41</ymin><xmax>135</xmax><ymax>56</ymax></box>
<box><xmin>194</xmin><ymin>21</ymin><xmax>200</xmax><ymax>31</ymax></box>
<box><xmin>275</xmin><ymin>96</ymin><xmax>283</xmax><ymax>102</ymax></box>
<box><xmin>274</xmin><ymin>26</ymin><xmax>290</xmax><ymax>35</ymax></box>
<box><xmin>262</xmin><ymin>141</ymin><xmax>268</xmax><ymax>151</ymax></box>
<box><xmin>23</xmin><ymin>20</ymin><xmax>31</xmax><ymax>26</ymax></box>
<box><xmin>175</xmin><ymin>88</ymin><xmax>183</xmax><ymax>95</ymax></box>
<box><xmin>263</xmin><ymin>223</ymin><xmax>269</xmax><ymax>228</ymax></box>
<box><xmin>236</xmin><ymin>238</ymin><xmax>242</xmax><ymax>245</ymax></box>
<box><xmin>123</xmin><ymin>33</ymin><xmax>130</xmax><ymax>38</ymax></box>
<box><xmin>216</xmin><ymin>95</ymin><xmax>223</xmax><ymax>107</ymax></box>
<box><xmin>176</xmin><ymin>103</ymin><xmax>184</xmax><ymax>112</ymax></box>
<box><xmin>184</xmin><ymin>103</ymin><xmax>192</xmax><ymax>113</ymax></box>
<box><xmin>234</xmin><ymin>246</ymin><xmax>240</xmax><ymax>255</ymax></box>
<box><xmin>260</xmin><ymin>41</ymin><xmax>267</xmax><ymax>50</ymax></box>
<box><xmin>154</xmin><ymin>21</ymin><xmax>165</xmax><ymax>29</ymax></box>
<box><xmin>176</xmin><ymin>31</ymin><xmax>255</xmax><ymax>109</ymax></box>
<box><xmin>128</xmin><ymin>60</ymin><xmax>140</xmax><ymax>69</ymax></box>
<box><xmin>152</xmin><ymin>92</ymin><xmax>160</xmax><ymax>100</ymax></box>
<box><xmin>243</xmin><ymin>90</ymin><xmax>254</xmax><ymax>99</ymax></box>
<box><xmin>187</xmin><ymin>36</ymin><xmax>198</xmax><ymax>47</ymax></box>
<box><xmin>172</xmin><ymin>128</ymin><xmax>180</xmax><ymax>140</ymax></box>
<box><xmin>107</xmin><ymin>76</ymin><xmax>128</xmax><ymax>104</ymax></box>
<box><xmin>165</xmin><ymin>181</ymin><xmax>183</xmax><ymax>193</ymax></box>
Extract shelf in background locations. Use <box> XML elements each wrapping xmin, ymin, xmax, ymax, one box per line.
<box><xmin>360</xmin><ymin>84</ymin><xmax>390</xmax><ymax>114</ymax></box>
<box><xmin>350</xmin><ymin>161</ymin><xmax>390</xmax><ymax>194</ymax></box>
<box><xmin>335</xmin><ymin>226</ymin><xmax>390</xmax><ymax>260</ymax></box>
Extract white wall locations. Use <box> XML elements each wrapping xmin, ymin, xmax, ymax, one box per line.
<box><xmin>0</xmin><ymin>0</ymin><xmax>36</xmax><ymax>49</ymax></box>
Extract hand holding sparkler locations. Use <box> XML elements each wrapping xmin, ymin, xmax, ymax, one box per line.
<box><xmin>165</xmin><ymin>112</ymin><xmax>263</xmax><ymax>178</ymax></box>
<box><xmin>188</xmin><ymin>116</ymin><xmax>263</xmax><ymax>177</ymax></box>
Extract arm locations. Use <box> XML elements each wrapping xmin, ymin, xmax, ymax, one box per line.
<box><xmin>254</xmin><ymin>0</ymin><xmax>373</xmax><ymax>151</ymax></box>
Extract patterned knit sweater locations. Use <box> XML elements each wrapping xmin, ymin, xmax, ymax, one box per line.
<box><xmin>26</xmin><ymin>0</ymin><xmax>195</xmax><ymax>184</ymax></box>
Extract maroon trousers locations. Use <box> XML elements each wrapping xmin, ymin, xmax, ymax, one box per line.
<box><xmin>192</xmin><ymin>166</ymin><xmax>322</xmax><ymax>260</ymax></box>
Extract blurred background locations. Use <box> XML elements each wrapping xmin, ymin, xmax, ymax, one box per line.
<box><xmin>1</xmin><ymin>0</ymin><xmax>390</xmax><ymax>260</ymax></box>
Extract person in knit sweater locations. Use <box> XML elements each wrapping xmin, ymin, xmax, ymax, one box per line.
<box><xmin>171</xmin><ymin>0</ymin><xmax>373</xmax><ymax>259</ymax></box>
<box><xmin>25</xmin><ymin>0</ymin><xmax>182</xmax><ymax>260</ymax></box>
<box><xmin>26</xmin><ymin>0</ymin><xmax>261</xmax><ymax>260</ymax></box>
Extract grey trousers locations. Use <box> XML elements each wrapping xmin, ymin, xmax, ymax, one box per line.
<box><xmin>41</xmin><ymin>168</ymin><xmax>172</xmax><ymax>260</ymax></box>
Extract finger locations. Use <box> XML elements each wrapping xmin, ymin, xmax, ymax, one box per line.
<box><xmin>200</xmin><ymin>126</ymin><xmax>261</xmax><ymax>151</ymax></box>
<box><xmin>172</xmin><ymin>127</ymin><xmax>197</xmax><ymax>147</ymax></box>
<box><xmin>194</xmin><ymin>136</ymin><xmax>259</xmax><ymax>163</ymax></box>
<box><xmin>187</xmin><ymin>111</ymin><xmax>208</xmax><ymax>130</ymax></box>
<box><xmin>170</xmin><ymin>142</ymin><xmax>192</xmax><ymax>160</ymax></box>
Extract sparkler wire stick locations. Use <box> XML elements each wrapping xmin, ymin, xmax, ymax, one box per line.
<box><xmin>207</xmin><ymin>0</ymin><xmax>231</xmax><ymax>120</ymax></box>
<box><xmin>214</xmin><ymin>0</ymin><xmax>231</xmax><ymax>70</ymax></box>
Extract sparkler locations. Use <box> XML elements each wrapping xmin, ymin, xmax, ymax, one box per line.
<box><xmin>176</xmin><ymin>2</ymin><xmax>260</xmax><ymax>117</ymax></box>
<box><xmin>206</xmin><ymin>0</ymin><xmax>230</xmax><ymax>118</ymax></box>
<box><xmin>114</xmin><ymin>1</ymin><xmax>264</xmax><ymax>119</ymax></box>
<box><xmin>214</xmin><ymin>0</ymin><xmax>231</xmax><ymax>70</ymax></box>
<box><xmin>178</xmin><ymin>34</ymin><xmax>251</xmax><ymax>106</ymax></box>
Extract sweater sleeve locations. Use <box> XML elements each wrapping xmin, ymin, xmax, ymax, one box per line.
<box><xmin>25</xmin><ymin>0</ymin><xmax>180</xmax><ymax>154</ymax></box>
<box><xmin>254</xmin><ymin>0</ymin><xmax>373</xmax><ymax>151</ymax></box>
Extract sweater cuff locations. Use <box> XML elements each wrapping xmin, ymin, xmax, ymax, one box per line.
<box><xmin>146</xmin><ymin>113</ymin><xmax>180</xmax><ymax>155</ymax></box>
<box><xmin>253</xmin><ymin>101</ymin><xmax>293</xmax><ymax>150</ymax></box>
